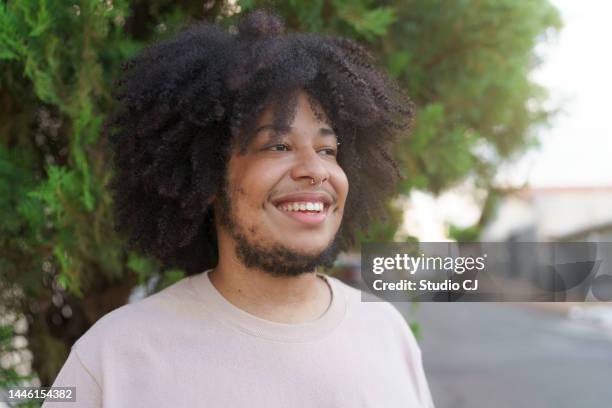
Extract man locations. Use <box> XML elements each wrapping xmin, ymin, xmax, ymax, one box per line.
<box><xmin>45</xmin><ymin>10</ymin><xmax>435</xmax><ymax>407</ymax></box>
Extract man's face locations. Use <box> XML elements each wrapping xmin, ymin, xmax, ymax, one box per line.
<box><xmin>215</xmin><ymin>91</ymin><xmax>349</xmax><ymax>276</ymax></box>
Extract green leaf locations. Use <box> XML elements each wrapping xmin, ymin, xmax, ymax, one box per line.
<box><xmin>336</xmin><ymin>3</ymin><xmax>396</xmax><ymax>41</ymax></box>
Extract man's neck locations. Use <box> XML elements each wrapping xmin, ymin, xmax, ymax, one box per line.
<box><xmin>208</xmin><ymin>259</ymin><xmax>332</xmax><ymax>324</ymax></box>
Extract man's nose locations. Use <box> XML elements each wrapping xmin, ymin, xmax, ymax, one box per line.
<box><xmin>290</xmin><ymin>148</ymin><xmax>330</xmax><ymax>185</ymax></box>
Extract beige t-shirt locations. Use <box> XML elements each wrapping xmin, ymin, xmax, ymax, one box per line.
<box><xmin>44</xmin><ymin>270</ymin><xmax>435</xmax><ymax>407</ymax></box>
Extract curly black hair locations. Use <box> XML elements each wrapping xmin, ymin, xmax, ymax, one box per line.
<box><xmin>105</xmin><ymin>9</ymin><xmax>414</xmax><ymax>276</ymax></box>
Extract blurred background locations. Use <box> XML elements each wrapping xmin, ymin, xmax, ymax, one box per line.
<box><xmin>398</xmin><ymin>1</ymin><xmax>612</xmax><ymax>407</ymax></box>
<box><xmin>1</xmin><ymin>0</ymin><xmax>610</xmax><ymax>407</ymax></box>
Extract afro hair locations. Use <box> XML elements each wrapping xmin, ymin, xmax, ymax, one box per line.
<box><xmin>105</xmin><ymin>9</ymin><xmax>415</xmax><ymax>276</ymax></box>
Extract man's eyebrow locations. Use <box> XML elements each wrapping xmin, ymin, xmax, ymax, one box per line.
<box><xmin>254</xmin><ymin>124</ymin><xmax>337</xmax><ymax>138</ymax></box>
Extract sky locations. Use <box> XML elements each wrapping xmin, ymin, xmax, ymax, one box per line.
<box><xmin>402</xmin><ymin>0</ymin><xmax>612</xmax><ymax>240</ymax></box>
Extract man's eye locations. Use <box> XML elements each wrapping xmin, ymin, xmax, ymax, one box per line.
<box><xmin>319</xmin><ymin>148</ymin><xmax>337</xmax><ymax>157</ymax></box>
<box><xmin>267</xmin><ymin>144</ymin><xmax>289</xmax><ymax>152</ymax></box>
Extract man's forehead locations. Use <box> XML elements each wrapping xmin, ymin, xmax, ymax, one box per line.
<box><xmin>234</xmin><ymin>90</ymin><xmax>339</xmax><ymax>153</ymax></box>
<box><xmin>250</xmin><ymin>124</ymin><xmax>338</xmax><ymax>148</ymax></box>
<box><xmin>258</xmin><ymin>90</ymin><xmax>331</xmax><ymax>124</ymax></box>
<box><xmin>254</xmin><ymin>124</ymin><xmax>336</xmax><ymax>136</ymax></box>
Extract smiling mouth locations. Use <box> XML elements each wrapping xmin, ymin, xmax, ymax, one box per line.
<box><xmin>274</xmin><ymin>201</ymin><xmax>330</xmax><ymax>225</ymax></box>
<box><xmin>277</xmin><ymin>201</ymin><xmax>327</xmax><ymax>212</ymax></box>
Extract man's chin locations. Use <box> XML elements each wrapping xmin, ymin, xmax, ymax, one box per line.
<box><xmin>234</xmin><ymin>234</ymin><xmax>341</xmax><ymax>278</ymax></box>
<box><xmin>277</xmin><ymin>243</ymin><xmax>334</xmax><ymax>258</ymax></box>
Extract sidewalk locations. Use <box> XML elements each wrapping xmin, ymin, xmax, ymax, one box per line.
<box><xmin>403</xmin><ymin>302</ymin><xmax>612</xmax><ymax>408</ymax></box>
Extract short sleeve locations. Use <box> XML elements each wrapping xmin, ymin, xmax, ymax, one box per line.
<box><xmin>42</xmin><ymin>347</ymin><xmax>102</xmax><ymax>407</ymax></box>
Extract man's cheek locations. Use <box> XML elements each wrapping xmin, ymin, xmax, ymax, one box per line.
<box><xmin>234</xmin><ymin>186</ymin><xmax>248</xmax><ymax>197</ymax></box>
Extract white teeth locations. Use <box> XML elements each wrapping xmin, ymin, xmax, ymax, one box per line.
<box><xmin>279</xmin><ymin>202</ymin><xmax>325</xmax><ymax>212</ymax></box>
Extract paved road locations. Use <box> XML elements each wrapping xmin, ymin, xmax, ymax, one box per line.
<box><xmin>394</xmin><ymin>302</ymin><xmax>612</xmax><ymax>408</ymax></box>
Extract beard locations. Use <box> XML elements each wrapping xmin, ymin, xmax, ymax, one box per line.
<box><xmin>217</xmin><ymin>179</ymin><xmax>342</xmax><ymax>277</ymax></box>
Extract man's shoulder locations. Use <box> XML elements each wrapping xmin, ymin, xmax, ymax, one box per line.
<box><xmin>73</xmin><ymin>275</ymin><xmax>198</xmax><ymax>354</ymax></box>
